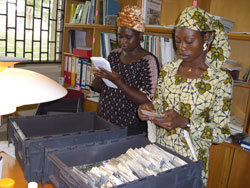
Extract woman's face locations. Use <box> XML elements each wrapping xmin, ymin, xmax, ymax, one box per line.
<box><xmin>118</xmin><ymin>27</ymin><xmax>141</xmax><ymax>52</ymax></box>
<box><xmin>174</xmin><ymin>27</ymin><xmax>205</xmax><ymax>62</ymax></box>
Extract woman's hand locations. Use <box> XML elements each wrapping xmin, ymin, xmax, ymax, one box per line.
<box><xmin>138</xmin><ymin>102</ymin><xmax>155</xmax><ymax>121</ymax></box>
<box><xmin>151</xmin><ymin>109</ymin><xmax>189</xmax><ymax>130</ymax></box>
<box><xmin>93</xmin><ymin>67</ymin><xmax>122</xmax><ymax>85</ymax></box>
<box><xmin>94</xmin><ymin>67</ymin><xmax>151</xmax><ymax>105</ymax></box>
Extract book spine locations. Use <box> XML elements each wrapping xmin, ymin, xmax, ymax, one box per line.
<box><xmin>240</xmin><ymin>140</ymin><xmax>250</xmax><ymax>146</ymax></box>
<box><xmin>86</xmin><ymin>62</ymin><xmax>92</xmax><ymax>88</ymax></box>
<box><xmin>71</xmin><ymin>56</ymin><xmax>76</xmax><ymax>86</ymax></box>
<box><xmin>100</xmin><ymin>32</ymin><xmax>106</xmax><ymax>58</ymax></box>
<box><xmin>75</xmin><ymin>57</ymin><xmax>81</xmax><ymax>87</ymax></box>
<box><xmin>81</xmin><ymin>60</ymin><xmax>87</xmax><ymax>88</ymax></box>
<box><xmin>67</xmin><ymin>56</ymin><xmax>72</xmax><ymax>85</ymax></box>
<box><xmin>241</xmin><ymin>143</ymin><xmax>250</xmax><ymax>150</ymax></box>
<box><xmin>91</xmin><ymin>0</ymin><xmax>96</xmax><ymax>24</ymax></box>
<box><xmin>242</xmin><ymin>147</ymin><xmax>250</xmax><ymax>152</ymax></box>
<box><xmin>64</xmin><ymin>55</ymin><xmax>69</xmax><ymax>84</ymax></box>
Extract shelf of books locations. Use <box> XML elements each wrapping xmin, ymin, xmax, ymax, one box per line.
<box><xmin>63</xmin><ymin>53</ymin><xmax>92</xmax><ymax>88</ymax></box>
<box><xmin>62</xmin><ymin>0</ymin><xmax>122</xmax><ymax>91</ymax></box>
<box><xmin>62</xmin><ymin>29</ymin><xmax>118</xmax><ymax>91</ymax></box>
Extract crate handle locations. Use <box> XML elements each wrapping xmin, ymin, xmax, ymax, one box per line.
<box><xmin>12</xmin><ymin>121</ymin><xmax>26</xmax><ymax>141</ymax></box>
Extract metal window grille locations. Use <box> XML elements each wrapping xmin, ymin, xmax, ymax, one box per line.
<box><xmin>0</xmin><ymin>0</ymin><xmax>65</xmax><ymax>63</ymax></box>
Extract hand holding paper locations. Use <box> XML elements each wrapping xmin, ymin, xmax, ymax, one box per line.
<box><xmin>141</xmin><ymin>110</ymin><xmax>164</xmax><ymax>118</ymax></box>
<box><xmin>90</xmin><ymin>57</ymin><xmax>117</xmax><ymax>88</ymax></box>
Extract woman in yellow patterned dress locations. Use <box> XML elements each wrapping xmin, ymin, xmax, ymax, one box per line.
<box><xmin>138</xmin><ymin>6</ymin><xmax>232</xmax><ymax>187</ymax></box>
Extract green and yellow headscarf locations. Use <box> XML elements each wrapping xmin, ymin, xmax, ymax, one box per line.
<box><xmin>175</xmin><ymin>6</ymin><xmax>231</xmax><ymax>70</ymax></box>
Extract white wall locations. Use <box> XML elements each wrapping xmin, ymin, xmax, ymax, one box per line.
<box><xmin>17</xmin><ymin>63</ymin><xmax>61</xmax><ymax>82</ymax></box>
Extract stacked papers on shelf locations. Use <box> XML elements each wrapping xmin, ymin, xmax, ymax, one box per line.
<box><xmin>222</xmin><ymin>59</ymin><xmax>241</xmax><ymax>71</ymax></box>
<box><xmin>240</xmin><ymin>136</ymin><xmax>250</xmax><ymax>152</ymax></box>
<box><xmin>229</xmin><ymin>116</ymin><xmax>244</xmax><ymax>135</ymax></box>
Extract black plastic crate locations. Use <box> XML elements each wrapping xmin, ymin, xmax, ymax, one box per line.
<box><xmin>36</xmin><ymin>98</ymin><xmax>83</xmax><ymax>115</ymax></box>
<box><xmin>8</xmin><ymin>112</ymin><xmax>127</xmax><ymax>182</ymax></box>
<box><xmin>44</xmin><ymin>135</ymin><xmax>202</xmax><ymax>188</ymax></box>
<box><xmin>36</xmin><ymin>88</ymin><xmax>85</xmax><ymax>115</ymax></box>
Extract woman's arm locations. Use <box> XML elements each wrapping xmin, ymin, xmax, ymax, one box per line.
<box><xmin>94</xmin><ymin>67</ymin><xmax>150</xmax><ymax>105</ymax></box>
<box><xmin>94</xmin><ymin>54</ymin><xmax>159</xmax><ymax>105</ymax></box>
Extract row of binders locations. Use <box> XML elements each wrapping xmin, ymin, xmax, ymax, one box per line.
<box><xmin>64</xmin><ymin>55</ymin><xmax>93</xmax><ymax>89</ymax></box>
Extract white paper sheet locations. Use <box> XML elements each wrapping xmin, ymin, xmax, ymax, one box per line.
<box><xmin>141</xmin><ymin>110</ymin><xmax>163</xmax><ymax>118</ymax></box>
<box><xmin>90</xmin><ymin>57</ymin><xmax>117</xmax><ymax>88</ymax></box>
<box><xmin>0</xmin><ymin>141</ymin><xmax>15</xmax><ymax>158</ymax></box>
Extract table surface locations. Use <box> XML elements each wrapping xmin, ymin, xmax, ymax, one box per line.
<box><xmin>1</xmin><ymin>152</ymin><xmax>53</xmax><ymax>188</ymax></box>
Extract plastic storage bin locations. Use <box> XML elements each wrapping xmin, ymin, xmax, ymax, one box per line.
<box><xmin>8</xmin><ymin>112</ymin><xmax>127</xmax><ymax>182</ymax></box>
<box><xmin>36</xmin><ymin>89</ymin><xmax>85</xmax><ymax>115</ymax></box>
<box><xmin>43</xmin><ymin>135</ymin><xmax>202</xmax><ymax>188</ymax></box>
<box><xmin>35</xmin><ymin>98</ymin><xmax>83</xmax><ymax>115</ymax></box>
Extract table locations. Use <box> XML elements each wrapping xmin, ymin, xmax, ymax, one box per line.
<box><xmin>1</xmin><ymin>152</ymin><xmax>52</xmax><ymax>188</ymax></box>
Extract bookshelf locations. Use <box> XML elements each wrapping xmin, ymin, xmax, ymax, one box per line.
<box><xmin>61</xmin><ymin>1</ymin><xmax>250</xmax><ymax>185</ymax></box>
<box><xmin>62</xmin><ymin>0</ymin><xmax>250</xmax><ymax>130</ymax></box>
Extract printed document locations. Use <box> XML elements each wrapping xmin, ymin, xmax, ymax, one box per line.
<box><xmin>90</xmin><ymin>57</ymin><xmax>117</xmax><ymax>88</ymax></box>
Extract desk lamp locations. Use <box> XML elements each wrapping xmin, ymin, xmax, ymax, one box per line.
<box><xmin>0</xmin><ymin>57</ymin><xmax>67</xmax><ymax>116</ymax></box>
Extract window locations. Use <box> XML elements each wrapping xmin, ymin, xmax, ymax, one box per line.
<box><xmin>0</xmin><ymin>0</ymin><xmax>65</xmax><ymax>63</ymax></box>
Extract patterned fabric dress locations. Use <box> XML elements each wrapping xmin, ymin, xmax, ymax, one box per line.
<box><xmin>98</xmin><ymin>48</ymin><xmax>159</xmax><ymax>135</ymax></box>
<box><xmin>153</xmin><ymin>59</ymin><xmax>232</xmax><ymax>186</ymax></box>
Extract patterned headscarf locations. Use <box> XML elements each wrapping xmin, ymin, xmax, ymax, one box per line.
<box><xmin>117</xmin><ymin>5</ymin><xmax>145</xmax><ymax>32</ymax></box>
<box><xmin>176</xmin><ymin>6</ymin><xmax>231</xmax><ymax>70</ymax></box>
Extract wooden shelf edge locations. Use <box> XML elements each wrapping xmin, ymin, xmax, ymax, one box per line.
<box><xmin>64</xmin><ymin>23</ymin><xmax>250</xmax><ymax>41</ymax></box>
<box><xmin>228</xmin><ymin>33</ymin><xmax>250</xmax><ymax>41</ymax></box>
<box><xmin>234</xmin><ymin>82</ymin><xmax>250</xmax><ymax>89</ymax></box>
<box><xmin>144</xmin><ymin>28</ymin><xmax>250</xmax><ymax>40</ymax></box>
<box><xmin>145</xmin><ymin>27</ymin><xmax>174</xmax><ymax>34</ymax></box>
<box><xmin>64</xmin><ymin>23</ymin><xmax>117</xmax><ymax>30</ymax></box>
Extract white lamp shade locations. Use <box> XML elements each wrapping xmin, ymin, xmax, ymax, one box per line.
<box><xmin>0</xmin><ymin>67</ymin><xmax>67</xmax><ymax>115</ymax></box>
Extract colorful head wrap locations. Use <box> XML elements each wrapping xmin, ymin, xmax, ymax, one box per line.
<box><xmin>117</xmin><ymin>5</ymin><xmax>145</xmax><ymax>32</ymax></box>
<box><xmin>176</xmin><ymin>6</ymin><xmax>231</xmax><ymax>70</ymax></box>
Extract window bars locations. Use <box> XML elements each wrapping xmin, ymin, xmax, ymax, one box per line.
<box><xmin>0</xmin><ymin>0</ymin><xmax>65</xmax><ymax>63</ymax></box>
